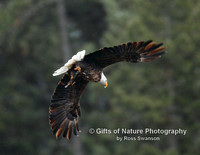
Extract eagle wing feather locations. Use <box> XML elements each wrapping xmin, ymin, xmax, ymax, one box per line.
<box><xmin>49</xmin><ymin>73</ymin><xmax>88</xmax><ymax>139</ymax></box>
<box><xmin>83</xmin><ymin>40</ymin><xmax>166</xmax><ymax>68</ymax></box>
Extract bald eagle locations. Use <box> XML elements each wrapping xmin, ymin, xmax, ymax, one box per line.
<box><xmin>49</xmin><ymin>40</ymin><xmax>166</xmax><ymax>139</ymax></box>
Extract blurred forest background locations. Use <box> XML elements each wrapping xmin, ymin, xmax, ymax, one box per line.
<box><xmin>1</xmin><ymin>0</ymin><xmax>200</xmax><ymax>154</ymax></box>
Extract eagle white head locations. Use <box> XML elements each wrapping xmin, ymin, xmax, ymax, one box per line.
<box><xmin>99</xmin><ymin>72</ymin><xmax>108</xmax><ymax>88</ymax></box>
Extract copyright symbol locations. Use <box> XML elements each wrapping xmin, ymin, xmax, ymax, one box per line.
<box><xmin>89</xmin><ymin>128</ymin><xmax>95</xmax><ymax>134</ymax></box>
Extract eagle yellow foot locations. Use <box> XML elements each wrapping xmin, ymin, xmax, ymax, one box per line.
<box><xmin>72</xmin><ymin>82</ymin><xmax>76</xmax><ymax>86</ymax></box>
<box><xmin>74</xmin><ymin>66</ymin><xmax>81</xmax><ymax>72</ymax></box>
<box><xmin>70</xmin><ymin>75</ymin><xmax>74</xmax><ymax>80</ymax></box>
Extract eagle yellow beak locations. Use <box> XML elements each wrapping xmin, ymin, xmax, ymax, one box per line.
<box><xmin>104</xmin><ymin>82</ymin><xmax>108</xmax><ymax>88</ymax></box>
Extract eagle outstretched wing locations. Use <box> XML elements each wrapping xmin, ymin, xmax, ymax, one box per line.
<box><xmin>49</xmin><ymin>73</ymin><xmax>88</xmax><ymax>139</ymax></box>
<box><xmin>84</xmin><ymin>40</ymin><xmax>166</xmax><ymax>69</ymax></box>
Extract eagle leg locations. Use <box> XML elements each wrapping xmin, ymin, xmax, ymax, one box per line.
<box><xmin>74</xmin><ymin>66</ymin><xmax>81</xmax><ymax>72</ymax></box>
<box><xmin>65</xmin><ymin>71</ymin><xmax>79</xmax><ymax>88</ymax></box>
<box><xmin>72</xmin><ymin>81</ymin><xmax>76</xmax><ymax>86</ymax></box>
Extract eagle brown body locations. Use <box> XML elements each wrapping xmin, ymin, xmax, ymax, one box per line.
<box><xmin>49</xmin><ymin>40</ymin><xmax>166</xmax><ymax>140</ymax></box>
<box><xmin>76</xmin><ymin>61</ymin><xmax>102</xmax><ymax>82</ymax></box>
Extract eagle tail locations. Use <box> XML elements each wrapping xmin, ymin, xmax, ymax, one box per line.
<box><xmin>53</xmin><ymin>50</ymin><xmax>85</xmax><ymax>76</ymax></box>
<box><xmin>137</xmin><ymin>41</ymin><xmax>166</xmax><ymax>62</ymax></box>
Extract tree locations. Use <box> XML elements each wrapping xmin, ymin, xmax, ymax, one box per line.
<box><xmin>0</xmin><ymin>0</ymin><xmax>200</xmax><ymax>154</ymax></box>
<box><xmin>82</xmin><ymin>0</ymin><xmax>200</xmax><ymax>154</ymax></box>
<box><xmin>0</xmin><ymin>0</ymin><xmax>106</xmax><ymax>154</ymax></box>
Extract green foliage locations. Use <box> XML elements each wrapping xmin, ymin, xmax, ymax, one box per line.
<box><xmin>0</xmin><ymin>0</ymin><xmax>200</xmax><ymax>154</ymax></box>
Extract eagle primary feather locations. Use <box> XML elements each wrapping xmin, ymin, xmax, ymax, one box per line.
<box><xmin>50</xmin><ymin>40</ymin><xmax>166</xmax><ymax>139</ymax></box>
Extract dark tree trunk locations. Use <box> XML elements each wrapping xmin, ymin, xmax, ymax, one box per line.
<box><xmin>56</xmin><ymin>0</ymin><xmax>84</xmax><ymax>155</ymax></box>
<box><xmin>57</xmin><ymin>0</ymin><xmax>71</xmax><ymax>61</ymax></box>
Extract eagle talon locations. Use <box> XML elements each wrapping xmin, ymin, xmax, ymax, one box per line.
<box><xmin>65</xmin><ymin>83</ymin><xmax>70</xmax><ymax>88</ymax></box>
<box><xmin>74</xmin><ymin>67</ymin><xmax>81</xmax><ymax>72</ymax></box>
<box><xmin>72</xmin><ymin>82</ymin><xmax>76</xmax><ymax>86</ymax></box>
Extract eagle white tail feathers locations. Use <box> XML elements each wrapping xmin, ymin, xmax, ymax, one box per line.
<box><xmin>53</xmin><ymin>50</ymin><xmax>86</xmax><ymax>76</ymax></box>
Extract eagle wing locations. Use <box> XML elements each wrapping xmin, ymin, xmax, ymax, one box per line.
<box><xmin>49</xmin><ymin>73</ymin><xmax>88</xmax><ymax>139</ymax></box>
<box><xmin>83</xmin><ymin>40</ymin><xmax>166</xmax><ymax>69</ymax></box>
